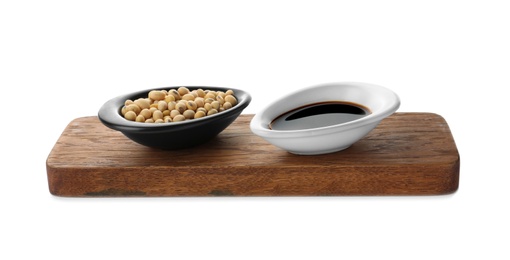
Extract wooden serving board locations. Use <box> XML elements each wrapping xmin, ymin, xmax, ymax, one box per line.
<box><xmin>46</xmin><ymin>113</ymin><xmax>460</xmax><ymax>197</ymax></box>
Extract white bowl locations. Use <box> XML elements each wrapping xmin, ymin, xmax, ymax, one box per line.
<box><xmin>250</xmin><ymin>82</ymin><xmax>400</xmax><ymax>155</ymax></box>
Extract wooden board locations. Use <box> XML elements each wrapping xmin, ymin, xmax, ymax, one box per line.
<box><xmin>46</xmin><ymin>113</ymin><xmax>460</xmax><ymax>196</ymax></box>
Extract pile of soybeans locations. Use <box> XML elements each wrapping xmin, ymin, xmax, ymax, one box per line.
<box><xmin>121</xmin><ymin>87</ymin><xmax>237</xmax><ymax>123</ymax></box>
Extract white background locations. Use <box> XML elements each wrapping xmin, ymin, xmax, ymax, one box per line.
<box><xmin>1</xmin><ymin>0</ymin><xmax>509</xmax><ymax>259</ymax></box>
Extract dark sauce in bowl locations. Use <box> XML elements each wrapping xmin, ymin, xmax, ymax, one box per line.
<box><xmin>269</xmin><ymin>101</ymin><xmax>371</xmax><ymax>131</ymax></box>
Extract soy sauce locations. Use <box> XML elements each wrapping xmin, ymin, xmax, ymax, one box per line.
<box><xmin>269</xmin><ymin>101</ymin><xmax>371</xmax><ymax>130</ymax></box>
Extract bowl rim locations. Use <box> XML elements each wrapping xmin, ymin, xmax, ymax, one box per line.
<box><xmin>98</xmin><ymin>86</ymin><xmax>252</xmax><ymax>133</ymax></box>
<box><xmin>250</xmin><ymin>82</ymin><xmax>400</xmax><ymax>137</ymax></box>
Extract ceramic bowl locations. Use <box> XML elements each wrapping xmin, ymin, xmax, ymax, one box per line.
<box><xmin>98</xmin><ymin>86</ymin><xmax>251</xmax><ymax>150</ymax></box>
<box><xmin>250</xmin><ymin>82</ymin><xmax>400</xmax><ymax>155</ymax></box>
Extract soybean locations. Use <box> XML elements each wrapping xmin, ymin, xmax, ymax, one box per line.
<box><xmin>149</xmin><ymin>90</ymin><xmax>166</xmax><ymax>101</ymax></box>
<box><xmin>136</xmin><ymin>115</ymin><xmax>145</xmax><ymax>122</ymax></box>
<box><xmin>223</xmin><ymin>102</ymin><xmax>233</xmax><ymax>110</ymax></box>
<box><xmin>182</xmin><ymin>93</ymin><xmax>195</xmax><ymax>101</ymax></box>
<box><xmin>157</xmin><ymin>100</ymin><xmax>168</xmax><ymax>111</ymax></box>
<box><xmin>170</xmin><ymin>110</ymin><xmax>181</xmax><ymax>119</ymax></box>
<box><xmin>175</xmin><ymin>102</ymin><xmax>187</xmax><ymax>114</ymax></box>
<box><xmin>183</xmin><ymin>110</ymin><xmax>195</xmax><ymax>119</ymax></box>
<box><xmin>178</xmin><ymin>87</ymin><xmax>190</xmax><ymax>96</ymax></box>
<box><xmin>173</xmin><ymin>115</ymin><xmax>186</xmax><ymax>122</ymax></box>
<box><xmin>125</xmin><ymin>111</ymin><xmax>137</xmax><ymax>121</ymax></box>
<box><xmin>207</xmin><ymin>109</ymin><xmax>218</xmax><ymax>116</ymax></box>
<box><xmin>186</xmin><ymin>101</ymin><xmax>198</xmax><ymax>111</ymax></box>
<box><xmin>152</xmin><ymin>110</ymin><xmax>163</xmax><ymax>121</ymax></box>
<box><xmin>134</xmin><ymin>98</ymin><xmax>151</xmax><ymax>110</ymax></box>
<box><xmin>225</xmin><ymin>95</ymin><xmax>237</xmax><ymax>106</ymax></box>
<box><xmin>194</xmin><ymin>111</ymin><xmax>206</xmax><ymax>119</ymax></box>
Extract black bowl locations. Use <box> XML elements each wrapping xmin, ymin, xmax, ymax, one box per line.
<box><xmin>98</xmin><ymin>86</ymin><xmax>251</xmax><ymax>150</ymax></box>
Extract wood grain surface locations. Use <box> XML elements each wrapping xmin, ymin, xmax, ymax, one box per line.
<box><xmin>46</xmin><ymin>113</ymin><xmax>460</xmax><ymax>196</ymax></box>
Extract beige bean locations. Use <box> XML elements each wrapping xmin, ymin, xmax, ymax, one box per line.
<box><xmin>211</xmin><ymin>101</ymin><xmax>220</xmax><ymax>110</ymax></box>
<box><xmin>194</xmin><ymin>97</ymin><xmax>204</xmax><ymax>107</ymax></box>
<box><xmin>196</xmin><ymin>89</ymin><xmax>205</xmax><ymax>97</ymax></box>
<box><xmin>124</xmin><ymin>111</ymin><xmax>137</xmax><ymax>121</ymax></box>
<box><xmin>170</xmin><ymin>109</ymin><xmax>181</xmax><ymax>119</ymax></box>
<box><xmin>204</xmin><ymin>92</ymin><xmax>216</xmax><ymax>99</ymax></box>
<box><xmin>216</xmin><ymin>91</ymin><xmax>226</xmax><ymax>98</ymax></box>
<box><xmin>182</xmin><ymin>93</ymin><xmax>195</xmax><ymax>101</ymax></box>
<box><xmin>157</xmin><ymin>100</ymin><xmax>168</xmax><ymax>111</ymax></box>
<box><xmin>223</xmin><ymin>102</ymin><xmax>232</xmax><ymax>110</ymax></box>
<box><xmin>152</xmin><ymin>110</ymin><xmax>163</xmax><ymax>121</ymax></box>
<box><xmin>207</xmin><ymin>109</ymin><xmax>218</xmax><ymax>116</ymax></box>
<box><xmin>136</xmin><ymin>115</ymin><xmax>145</xmax><ymax>122</ymax></box>
<box><xmin>167</xmin><ymin>101</ymin><xmax>176</xmax><ymax>111</ymax></box>
<box><xmin>194</xmin><ymin>111</ymin><xmax>206</xmax><ymax>118</ymax></box>
<box><xmin>173</xmin><ymin>115</ymin><xmax>185</xmax><ymax>122</ymax></box>
<box><xmin>186</xmin><ymin>101</ymin><xmax>198</xmax><ymax>110</ymax></box>
<box><xmin>175</xmin><ymin>102</ymin><xmax>187</xmax><ymax>114</ymax></box>
<box><xmin>121</xmin><ymin>106</ymin><xmax>128</xmax><ymax>116</ymax></box>
<box><xmin>134</xmin><ymin>98</ymin><xmax>151</xmax><ymax>110</ymax></box>
<box><xmin>149</xmin><ymin>90</ymin><xmax>166</xmax><ymax>101</ymax></box>
<box><xmin>140</xmin><ymin>108</ymin><xmax>152</xmax><ymax>119</ymax></box>
<box><xmin>178</xmin><ymin>87</ymin><xmax>190</xmax><ymax>95</ymax></box>
<box><xmin>183</xmin><ymin>109</ymin><xmax>195</xmax><ymax>119</ymax></box>
<box><xmin>216</xmin><ymin>95</ymin><xmax>224</xmax><ymax>105</ymax></box>
<box><xmin>168</xmin><ymin>89</ymin><xmax>181</xmax><ymax>100</ymax></box>
<box><xmin>126</xmin><ymin>104</ymin><xmax>141</xmax><ymax>114</ymax></box>
<box><xmin>164</xmin><ymin>95</ymin><xmax>175</xmax><ymax>103</ymax></box>
<box><xmin>225</xmin><ymin>95</ymin><xmax>237</xmax><ymax>106</ymax></box>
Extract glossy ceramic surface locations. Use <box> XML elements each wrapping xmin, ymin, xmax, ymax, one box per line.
<box><xmin>250</xmin><ymin>82</ymin><xmax>400</xmax><ymax>155</ymax></box>
<box><xmin>99</xmin><ymin>86</ymin><xmax>251</xmax><ymax>149</ymax></box>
